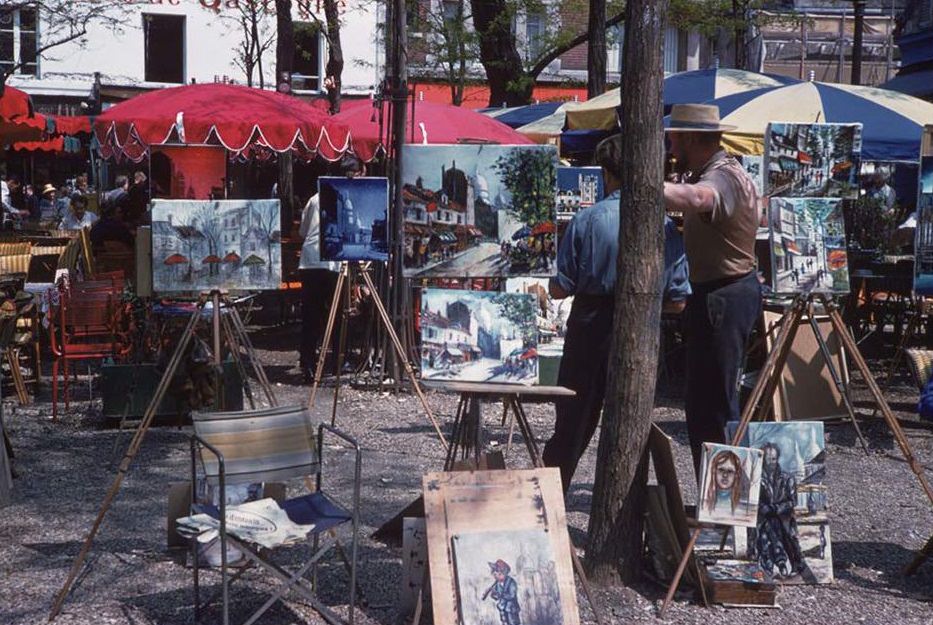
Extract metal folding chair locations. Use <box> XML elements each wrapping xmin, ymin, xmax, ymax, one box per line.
<box><xmin>189</xmin><ymin>405</ymin><xmax>361</xmax><ymax>625</ymax></box>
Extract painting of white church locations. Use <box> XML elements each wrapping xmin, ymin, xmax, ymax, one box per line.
<box><xmin>402</xmin><ymin>144</ymin><xmax>558</xmax><ymax>279</ymax></box>
<box><xmin>150</xmin><ymin>199</ymin><xmax>282</xmax><ymax>293</ymax></box>
<box><xmin>420</xmin><ymin>289</ymin><xmax>538</xmax><ymax>385</ymax></box>
<box><xmin>318</xmin><ymin>177</ymin><xmax>389</xmax><ymax>262</ymax></box>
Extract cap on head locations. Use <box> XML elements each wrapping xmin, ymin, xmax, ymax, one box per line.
<box><xmin>488</xmin><ymin>559</ymin><xmax>511</xmax><ymax>574</ymax></box>
<box><xmin>666</xmin><ymin>104</ymin><xmax>736</xmax><ymax>133</ymax></box>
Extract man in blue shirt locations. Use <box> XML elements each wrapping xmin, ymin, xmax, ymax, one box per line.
<box><xmin>542</xmin><ymin>134</ymin><xmax>691</xmax><ymax>492</ymax></box>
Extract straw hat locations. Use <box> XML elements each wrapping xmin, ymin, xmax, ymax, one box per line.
<box><xmin>41</xmin><ymin>183</ymin><xmax>56</xmax><ymax>196</ymax></box>
<box><xmin>666</xmin><ymin>104</ymin><xmax>736</xmax><ymax>132</ymax></box>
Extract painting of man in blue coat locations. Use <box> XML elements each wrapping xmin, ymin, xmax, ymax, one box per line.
<box><xmin>483</xmin><ymin>559</ymin><xmax>521</xmax><ymax>625</ymax></box>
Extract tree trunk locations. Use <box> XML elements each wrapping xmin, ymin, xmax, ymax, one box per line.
<box><xmin>585</xmin><ymin>0</ymin><xmax>668</xmax><ymax>585</ymax></box>
<box><xmin>587</xmin><ymin>0</ymin><xmax>607</xmax><ymax>98</ymax></box>
<box><xmin>274</xmin><ymin>0</ymin><xmax>294</xmax><ymax>87</ymax></box>
<box><xmin>323</xmin><ymin>0</ymin><xmax>344</xmax><ymax>114</ymax></box>
<box><xmin>469</xmin><ymin>0</ymin><xmax>532</xmax><ymax>106</ymax></box>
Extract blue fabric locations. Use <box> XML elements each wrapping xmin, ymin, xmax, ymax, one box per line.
<box><xmin>662</xmin><ymin>69</ymin><xmax>799</xmax><ymax>113</ymax></box>
<box><xmin>919</xmin><ymin>374</ymin><xmax>933</xmax><ymax>422</ymax></box>
<box><xmin>881</xmin><ymin>68</ymin><xmax>933</xmax><ymax>99</ymax></box>
<box><xmin>560</xmin><ymin>129</ymin><xmax>611</xmax><ymax>157</ymax></box>
<box><xmin>485</xmin><ymin>102</ymin><xmax>564</xmax><ymax>128</ymax></box>
<box><xmin>554</xmin><ymin>190</ymin><xmax>691</xmax><ymax>300</ymax></box>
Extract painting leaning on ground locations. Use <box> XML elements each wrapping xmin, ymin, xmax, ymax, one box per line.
<box><xmin>697</xmin><ymin>443</ymin><xmax>763</xmax><ymax>528</ymax></box>
<box><xmin>914</xmin><ymin>125</ymin><xmax>933</xmax><ymax>295</ymax></box>
<box><xmin>420</xmin><ymin>288</ymin><xmax>538</xmax><ymax>385</ymax></box>
<box><xmin>151</xmin><ymin>199</ymin><xmax>282</xmax><ymax>293</ymax></box>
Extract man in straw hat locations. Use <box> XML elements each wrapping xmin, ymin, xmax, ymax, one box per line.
<box><xmin>663</xmin><ymin>103</ymin><xmax>761</xmax><ymax>475</ymax></box>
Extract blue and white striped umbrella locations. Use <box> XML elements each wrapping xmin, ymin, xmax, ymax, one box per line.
<box><xmin>693</xmin><ymin>81</ymin><xmax>933</xmax><ymax>162</ymax></box>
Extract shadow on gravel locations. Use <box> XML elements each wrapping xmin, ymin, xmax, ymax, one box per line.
<box><xmin>834</xmin><ymin>540</ymin><xmax>933</xmax><ymax>599</ymax></box>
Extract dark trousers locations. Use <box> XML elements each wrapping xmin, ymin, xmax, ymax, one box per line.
<box><xmin>685</xmin><ymin>272</ymin><xmax>761</xmax><ymax>475</ymax></box>
<box><xmin>299</xmin><ymin>269</ymin><xmax>340</xmax><ymax>370</ymax></box>
<box><xmin>542</xmin><ymin>295</ymin><xmax>614</xmax><ymax>492</ymax></box>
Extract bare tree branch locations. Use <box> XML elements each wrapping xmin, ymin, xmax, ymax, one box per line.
<box><xmin>528</xmin><ymin>10</ymin><xmax>624</xmax><ymax>79</ymax></box>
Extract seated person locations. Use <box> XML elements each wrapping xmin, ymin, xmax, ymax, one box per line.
<box><xmin>59</xmin><ymin>194</ymin><xmax>99</xmax><ymax>230</ymax></box>
<box><xmin>89</xmin><ymin>203</ymin><xmax>134</xmax><ymax>249</ymax></box>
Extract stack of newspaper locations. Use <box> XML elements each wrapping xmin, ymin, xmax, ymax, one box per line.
<box><xmin>177</xmin><ymin>498</ymin><xmax>316</xmax><ymax>549</ymax></box>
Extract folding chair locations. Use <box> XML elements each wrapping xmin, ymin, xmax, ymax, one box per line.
<box><xmin>189</xmin><ymin>405</ymin><xmax>361</xmax><ymax>625</ymax></box>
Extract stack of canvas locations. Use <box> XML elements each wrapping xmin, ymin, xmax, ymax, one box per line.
<box><xmin>765</xmin><ymin>122</ymin><xmax>861</xmax><ymax>297</ymax></box>
<box><xmin>406</xmin><ymin>144</ymin><xmax>560</xmax><ymax>387</ymax></box>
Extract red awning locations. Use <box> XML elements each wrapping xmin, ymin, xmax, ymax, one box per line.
<box><xmin>93</xmin><ymin>83</ymin><xmax>351</xmax><ymax>162</ymax></box>
<box><xmin>329</xmin><ymin>100</ymin><xmax>534</xmax><ymax>163</ymax></box>
<box><xmin>797</xmin><ymin>151</ymin><xmax>813</xmax><ymax>165</ymax></box>
<box><xmin>52</xmin><ymin>115</ymin><xmax>92</xmax><ymax>135</ymax></box>
<box><xmin>0</xmin><ymin>85</ymin><xmax>47</xmax><ymax>142</ymax></box>
<box><xmin>10</xmin><ymin>136</ymin><xmax>65</xmax><ymax>152</ymax></box>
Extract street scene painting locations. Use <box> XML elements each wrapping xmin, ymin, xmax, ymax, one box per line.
<box><xmin>151</xmin><ymin>199</ymin><xmax>281</xmax><ymax>293</ymax></box>
<box><xmin>421</xmin><ymin>288</ymin><xmax>538</xmax><ymax>385</ymax></box>
<box><xmin>402</xmin><ymin>144</ymin><xmax>558</xmax><ymax>279</ymax></box>
<box><xmin>556</xmin><ymin>167</ymin><xmax>605</xmax><ymax>222</ymax></box>
<box><xmin>729</xmin><ymin>421</ymin><xmax>833</xmax><ymax>584</ymax></box>
<box><xmin>318</xmin><ymin>176</ymin><xmax>389</xmax><ymax>262</ymax></box>
<box><xmin>765</xmin><ymin>122</ymin><xmax>862</xmax><ymax>199</ymax></box>
<box><xmin>452</xmin><ymin>529</ymin><xmax>563</xmax><ymax>625</ymax></box>
<box><xmin>697</xmin><ymin>443</ymin><xmax>763</xmax><ymax>528</ymax></box>
<box><xmin>914</xmin><ymin>125</ymin><xmax>933</xmax><ymax>295</ymax></box>
<box><xmin>769</xmin><ymin>197</ymin><xmax>850</xmax><ymax>295</ymax></box>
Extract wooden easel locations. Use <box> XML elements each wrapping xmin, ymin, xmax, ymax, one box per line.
<box><xmin>306</xmin><ymin>261</ymin><xmax>448</xmax><ymax>449</ymax></box>
<box><xmin>659</xmin><ymin>292</ymin><xmax>933</xmax><ymax>617</ymax></box>
<box><xmin>49</xmin><ymin>290</ymin><xmax>278</xmax><ymax>621</ymax></box>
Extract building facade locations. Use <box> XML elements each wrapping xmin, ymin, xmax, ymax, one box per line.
<box><xmin>3</xmin><ymin>1</ymin><xmax>383</xmax><ymax>114</ymax></box>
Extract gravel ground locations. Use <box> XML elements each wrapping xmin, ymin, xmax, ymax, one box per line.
<box><xmin>2</xmin><ymin>321</ymin><xmax>933</xmax><ymax>625</ymax></box>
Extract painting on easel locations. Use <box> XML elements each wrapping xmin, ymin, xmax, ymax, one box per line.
<box><xmin>697</xmin><ymin>443</ymin><xmax>763</xmax><ymax>528</ymax></box>
<box><xmin>420</xmin><ymin>289</ymin><xmax>538</xmax><ymax>385</ymax></box>
<box><xmin>768</xmin><ymin>197</ymin><xmax>849</xmax><ymax>295</ymax></box>
<box><xmin>453</xmin><ymin>529</ymin><xmax>563</xmax><ymax>625</ymax></box>
<box><xmin>318</xmin><ymin>176</ymin><xmax>389</xmax><ymax>262</ymax></box>
<box><xmin>914</xmin><ymin>125</ymin><xmax>933</xmax><ymax>295</ymax></box>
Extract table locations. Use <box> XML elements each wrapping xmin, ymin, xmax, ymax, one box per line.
<box><xmin>421</xmin><ymin>381</ymin><xmax>575</xmax><ymax>470</ymax></box>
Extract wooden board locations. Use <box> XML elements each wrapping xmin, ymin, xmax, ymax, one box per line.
<box><xmin>422</xmin><ymin>468</ymin><xmax>579</xmax><ymax>625</ymax></box>
<box><xmin>421</xmin><ymin>380</ymin><xmax>575</xmax><ymax>398</ymax></box>
<box><xmin>763</xmin><ymin>312</ymin><xmax>849</xmax><ymax>420</ymax></box>
<box><xmin>648</xmin><ymin>425</ymin><xmax>690</xmax><ymax>549</ymax></box>
<box><xmin>0</xmin><ymin>406</ymin><xmax>11</xmax><ymax>507</ymax></box>
<box><xmin>400</xmin><ymin>517</ymin><xmax>428</xmax><ymax>616</ymax></box>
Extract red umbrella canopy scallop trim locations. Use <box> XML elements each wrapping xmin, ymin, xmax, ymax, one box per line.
<box><xmin>93</xmin><ymin>83</ymin><xmax>352</xmax><ymax>162</ymax></box>
<box><xmin>330</xmin><ymin>100</ymin><xmax>535</xmax><ymax>162</ymax></box>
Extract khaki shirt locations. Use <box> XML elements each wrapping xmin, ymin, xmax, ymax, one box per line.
<box><xmin>683</xmin><ymin>150</ymin><xmax>758</xmax><ymax>284</ymax></box>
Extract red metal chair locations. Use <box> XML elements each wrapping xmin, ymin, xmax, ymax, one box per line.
<box><xmin>48</xmin><ymin>291</ymin><xmax>127</xmax><ymax>420</ymax></box>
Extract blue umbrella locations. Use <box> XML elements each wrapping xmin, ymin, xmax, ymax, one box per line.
<box><xmin>482</xmin><ymin>102</ymin><xmax>565</xmax><ymax>129</ymax></box>
<box><xmin>664</xmin><ymin>81</ymin><xmax>933</xmax><ymax>162</ymax></box>
<box><xmin>512</xmin><ymin>226</ymin><xmax>532</xmax><ymax>240</ymax></box>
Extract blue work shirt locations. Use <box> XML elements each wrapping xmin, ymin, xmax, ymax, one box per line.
<box><xmin>553</xmin><ymin>190</ymin><xmax>691</xmax><ymax>300</ymax></box>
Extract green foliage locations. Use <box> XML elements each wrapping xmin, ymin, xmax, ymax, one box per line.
<box><xmin>494</xmin><ymin>150</ymin><xmax>557</xmax><ymax>226</ymax></box>
<box><xmin>493</xmin><ymin>293</ymin><xmax>538</xmax><ymax>343</ymax></box>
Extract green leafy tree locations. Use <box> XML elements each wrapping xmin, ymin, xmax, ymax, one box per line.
<box><xmin>494</xmin><ymin>293</ymin><xmax>538</xmax><ymax>344</ymax></box>
<box><xmin>494</xmin><ymin>149</ymin><xmax>557</xmax><ymax>226</ymax></box>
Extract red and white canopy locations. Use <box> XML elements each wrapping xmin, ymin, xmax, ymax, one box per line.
<box><xmin>93</xmin><ymin>83</ymin><xmax>352</xmax><ymax>162</ymax></box>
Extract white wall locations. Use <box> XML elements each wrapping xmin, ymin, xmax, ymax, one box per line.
<box><xmin>10</xmin><ymin>0</ymin><xmax>381</xmax><ymax>96</ymax></box>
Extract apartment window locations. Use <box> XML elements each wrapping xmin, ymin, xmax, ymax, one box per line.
<box><xmin>0</xmin><ymin>6</ymin><xmax>38</xmax><ymax>77</ymax></box>
<box><xmin>144</xmin><ymin>14</ymin><xmax>185</xmax><ymax>83</ymax></box>
<box><xmin>292</xmin><ymin>21</ymin><xmax>322</xmax><ymax>91</ymax></box>
<box><xmin>607</xmin><ymin>24</ymin><xmax>622</xmax><ymax>73</ymax></box>
<box><xmin>524</xmin><ymin>12</ymin><xmax>545</xmax><ymax>63</ymax></box>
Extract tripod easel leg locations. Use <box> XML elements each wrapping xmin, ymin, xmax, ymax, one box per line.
<box><xmin>49</xmin><ymin>297</ymin><xmax>206</xmax><ymax>621</ymax></box>
<box><xmin>307</xmin><ymin>265</ymin><xmax>348</xmax><ymax>413</ymax></box>
<box><xmin>330</xmin><ymin>266</ymin><xmax>353</xmax><ymax>427</ymax></box>
<box><xmin>359</xmin><ymin>268</ymin><xmax>448</xmax><ymax>450</ymax></box>
<box><xmin>227</xmin><ymin>304</ymin><xmax>277</xmax><ymax>406</ymax></box>
<box><xmin>220</xmin><ymin>307</ymin><xmax>256</xmax><ymax>410</ymax></box>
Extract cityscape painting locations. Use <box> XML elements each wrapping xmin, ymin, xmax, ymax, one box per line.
<box><xmin>769</xmin><ymin>197</ymin><xmax>849</xmax><ymax>295</ymax></box>
<box><xmin>402</xmin><ymin>144</ymin><xmax>558</xmax><ymax>279</ymax></box>
<box><xmin>420</xmin><ymin>288</ymin><xmax>538</xmax><ymax>385</ymax></box>
<box><xmin>556</xmin><ymin>166</ymin><xmax>605</xmax><ymax>221</ymax></box>
<box><xmin>318</xmin><ymin>176</ymin><xmax>389</xmax><ymax>262</ymax></box>
<box><xmin>151</xmin><ymin>199</ymin><xmax>281</xmax><ymax>293</ymax></box>
<box><xmin>765</xmin><ymin>122</ymin><xmax>862</xmax><ymax>199</ymax></box>
<box><xmin>914</xmin><ymin>125</ymin><xmax>933</xmax><ymax>295</ymax></box>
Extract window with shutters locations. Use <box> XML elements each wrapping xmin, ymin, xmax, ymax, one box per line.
<box><xmin>0</xmin><ymin>6</ymin><xmax>38</xmax><ymax>77</ymax></box>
